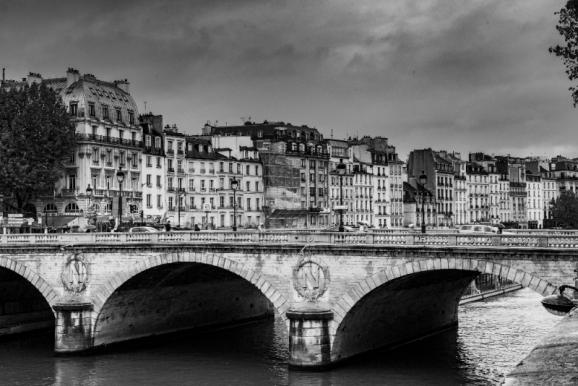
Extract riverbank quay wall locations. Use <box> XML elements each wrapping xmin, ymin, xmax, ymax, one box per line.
<box><xmin>505</xmin><ymin>308</ymin><xmax>578</xmax><ymax>385</ymax></box>
<box><xmin>0</xmin><ymin>231</ymin><xmax>574</xmax><ymax>368</ymax></box>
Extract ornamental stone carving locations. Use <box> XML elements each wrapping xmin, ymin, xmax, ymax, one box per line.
<box><xmin>61</xmin><ymin>253</ymin><xmax>89</xmax><ymax>293</ymax></box>
<box><xmin>292</xmin><ymin>252</ymin><xmax>330</xmax><ymax>302</ymax></box>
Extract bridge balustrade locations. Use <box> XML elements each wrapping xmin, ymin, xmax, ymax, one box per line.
<box><xmin>3</xmin><ymin>231</ymin><xmax>578</xmax><ymax>249</ymax></box>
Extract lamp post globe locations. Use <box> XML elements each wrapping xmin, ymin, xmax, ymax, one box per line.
<box><xmin>116</xmin><ymin>168</ymin><xmax>125</xmax><ymax>230</ymax></box>
<box><xmin>418</xmin><ymin>171</ymin><xmax>427</xmax><ymax>234</ymax></box>
<box><xmin>231</xmin><ymin>178</ymin><xmax>239</xmax><ymax>231</ymax></box>
<box><xmin>541</xmin><ymin>285</ymin><xmax>578</xmax><ymax>316</ymax></box>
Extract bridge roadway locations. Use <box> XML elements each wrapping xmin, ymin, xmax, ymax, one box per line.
<box><xmin>0</xmin><ymin>230</ymin><xmax>575</xmax><ymax>371</ymax></box>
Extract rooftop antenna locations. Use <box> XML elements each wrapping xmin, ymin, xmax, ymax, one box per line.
<box><xmin>144</xmin><ymin>101</ymin><xmax>147</xmax><ymax>113</ymax></box>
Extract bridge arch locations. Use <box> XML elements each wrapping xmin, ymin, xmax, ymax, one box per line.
<box><xmin>330</xmin><ymin>258</ymin><xmax>559</xmax><ymax>362</ymax></box>
<box><xmin>0</xmin><ymin>256</ymin><xmax>59</xmax><ymax>312</ymax></box>
<box><xmin>91</xmin><ymin>251</ymin><xmax>289</xmax><ymax>325</ymax></box>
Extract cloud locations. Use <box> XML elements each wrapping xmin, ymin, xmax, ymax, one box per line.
<box><xmin>0</xmin><ymin>0</ymin><xmax>574</xmax><ymax>159</ymax></box>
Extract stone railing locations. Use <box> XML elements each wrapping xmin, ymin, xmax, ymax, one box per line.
<box><xmin>2</xmin><ymin>231</ymin><xmax>578</xmax><ymax>249</ymax></box>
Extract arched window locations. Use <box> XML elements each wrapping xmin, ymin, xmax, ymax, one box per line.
<box><xmin>65</xmin><ymin>202</ymin><xmax>81</xmax><ymax>213</ymax></box>
<box><xmin>44</xmin><ymin>203</ymin><xmax>57</xmax><ymax>213</ymax></box>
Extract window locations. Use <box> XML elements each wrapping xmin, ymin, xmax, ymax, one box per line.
<box><xmin>210</xmin><ymin>197</ymin><xmax>214</xmax><ymax>209</ymax></box>
<box><xmin>168</xmin><ymin>159</ymin><xmax>173</xmax><ymax>170</ymax></box>
<box><xmin>190</xmin><ymin>196</ymin><xmax>195</xmax><ymax>208</ymax></box>
<box><xmin>220</xmin><ymin>162</ymin><xmax>224</xmax><ymax>172</ymax></box>
<box><xmin>246</xmin><ymin>181</ymin><xmax>250</xmax><ymax>191</ymax></box>
<box><xmin>88</xmin><ymin>103</ymin><xmax>95</xmax><ymax>117</ymax></box>
<box><xmin>168</xmin><ymin>196</ymin><xmax>174</xmax><ymax>210</ymax></box>
<box><xmin>157</xmin><ymin>195</ymin><xmax>162</xmax><ymax>208</ymax></box>
<box><xmin>246</xmin><ymin>165</ymin><xmax>250</xmax><ymax>175</ymax></box>
<box><xmin>168</xmin><ymin>177</ymin><xmax>173</xmax><ymax>190</ymax></box>
<box><xmin>256</xmin><ymin>198</ymin><xmax>260</xmax><ymax>210</ymax></box>
<box><xmin>155</xmin><ymin>137</ymin><xmax>161</xmax><ymax>148</ymax></box>
<box><xmin>65</xmin><ymin>202</ymin><xmax>80</xmax><ymax>213</ymax></box>
<box><xmin>116</xmin><ymin>108</ymin><xmax>122</xmax><ymax>122</ymax></box>
<box><xmin>69</xmin><ymin>102</ymin><xmax>78</xmax><ymax>116</ymax></box>
<box><xmin>220</xmin><ymin>196</ymin><xmax>225</xmax><ymax>208</ymax></box>
<box><xmin>156</xmin><ymin>157</ymin><xmax>161</xmax><ymax>168</ymax></box>
<box><xmin>168</xmin><ymin>141</ymin><xmax>173</xmax><ymax>151</ymax></box>
<box><xmin>103</xmin><ymin>105</ymin><xmax>109</xmax><ymax>120</ymax></box>
<box><xmin>146</xmin><ymin>155</ymin><xmax>152</xmax><ymax>167</ymax></box>
<box><xmin>246</xmin><ymin>198</ymin><xmax>251</xmax><ymax>210</ymax></box>
<box><xmin>68</xmin><ymin>175</ymin><xmax>76</xmax><ymax>190</ymax></box>
<box><xmin>146</xmin><ymin>194</ymin><xmax>152</xmax><ymax>208</ymax></box>
<box><xmin>255</xmin><ymin>165</ymin><xmax>259</xmax><ymax>176</ymax></box>
<box><xmin>256</xmin><ymin>181</ymin><xmax>260</xmax><ymax>192</ymax></box>
<box><xmin>146</xmin><ymin>174</ymin><xmax>151</xmax><ymax>186</ymax></box>
<box><xmin>128</xmin><ymin>110</ymin><xmax>134</xmax><ymax>125</ymax></box>
<box><xmin>145</xmin><ymin>135</ymin><xmax>152</xmax><ymax>147</ymax></box>
<box><xmin>156</xmin><ymin>175</ymin><xmax>161</xmax><ymax>187</ymax></box>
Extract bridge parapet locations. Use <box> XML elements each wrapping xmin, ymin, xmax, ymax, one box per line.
<box><xmin>2</xmin><ymin>231</ymin><xmax>578</xmax><ymax>249</ymax></box>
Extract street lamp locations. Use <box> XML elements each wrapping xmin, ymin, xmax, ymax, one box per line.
<box><xmin>419</xmin><ymin>171</ymin><xmax>427</xmax><ymax>234</ymax></box>
<box><xmin>231</xmin><ymin>178</ymin><xmax>239</xmax><ymax>231</ymax></box>
<box><xmin>337</xmin><ymin>160</ymin><xmax>347</xmax><ymax>232</ymax></box>
<box><xmin>177</xmin><ymin>188</ymin><xmax>185</xmax><ymax>228</ymax></box>
<box><xmin>86</xmin><ymin>184</ymin><xmax>93</xmax><ymax>230</ymax></box>
<box><xmin>541</xmin><ymin>285</ymin><xmax>578</xmax><ymax>315</ymax></box>
<box><xmin>116</xmin><ymin>167</ymin><xmax>125</xmax><ymax>230</ymax></box>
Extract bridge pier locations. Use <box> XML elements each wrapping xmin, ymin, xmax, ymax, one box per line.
<box><xmin>286</xmin><ymin>305</ymin><xmax>333</xmax><ymax>369</ymax></box>
<box><xmin>53</xmin><ymin>302</ymin><xmax>94</xmax><ymax>354</ymax></box>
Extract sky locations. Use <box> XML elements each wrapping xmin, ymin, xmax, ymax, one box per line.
<box><xmin>0</xmin><ymin>0</ymin><xmax>575</xmax><ymax>159</ymax></box>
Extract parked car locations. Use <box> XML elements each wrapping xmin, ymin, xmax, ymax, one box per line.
<box><xmin>457</xmin><ymin>224</ymin><xmax>499</xmax><ymax>234</ymax></box>
<box><xmin>128</xmin><ymin>226</ymin><xmax>159</xmax><ymax>233</ymax></box>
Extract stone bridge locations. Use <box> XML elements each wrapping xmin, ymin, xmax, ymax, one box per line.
<box><xmin>0</xmin><ymin>231</ymin><xmax>575</xmax><ymax>369</ymax></box>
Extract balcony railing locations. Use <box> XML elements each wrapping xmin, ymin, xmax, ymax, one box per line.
<box><xmin>76</xmin><ymin>134</ymin><xmax>142</xmax><ymax>148</ymax></box>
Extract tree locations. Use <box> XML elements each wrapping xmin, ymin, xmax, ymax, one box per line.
<box><xmin>550</xmin><ymin>191</ymin><xmax>578</xmax><ymax>228</ymax></box>
<box><xmin>0</xmin><ymin>82</ymin><xmax>76</xmax><ymax>212</ymax></box>
<box><xmin>550</xmin><ymin>0</ymin><xmax>578</xmax><ymax>106</ymax></box>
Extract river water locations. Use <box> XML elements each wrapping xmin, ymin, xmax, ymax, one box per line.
<box><xmin>0</xmin><ymin>288</ymin><xmax>560</xmax><ymax>386</ymax></box>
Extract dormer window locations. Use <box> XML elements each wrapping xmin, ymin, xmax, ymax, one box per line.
<box><xmin>88</xmin><ymin>102</ymin><xmax>95</xmax><ymax>117</ymax></box>
<box><xmin>69</xmin><ymin>102</ymin><xmax>78</xmax><ymax>116</ymax></box>
<box><xmin>102</xmin><ymin>105</ymin><xmax>109</xmax><ymax>120</ymax></box>
<box><xmin>128</xmin><ymin>110</ymin><xmax>135</xmax><ymax>125</ymax></box>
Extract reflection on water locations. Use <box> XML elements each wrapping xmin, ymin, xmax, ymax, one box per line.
<box><xmin>0</xmin><ymin>288</ymin><xmax>560</xmax><ymax>386</ymax></box>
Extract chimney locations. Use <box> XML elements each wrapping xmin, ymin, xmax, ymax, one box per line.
<box><xmin>66</xmin><ymin>68</ymin><xmax>80</xmax><ymax>86</ymax></box>
<box><xmin>114</xmin><ymin>79</ymin><xmax>130</xmax><ymax>94</ymax></box>
<box><xmin>27</xmin><ymin>72</ymin><xmax>42</xmax><ymax>85</ymax></box>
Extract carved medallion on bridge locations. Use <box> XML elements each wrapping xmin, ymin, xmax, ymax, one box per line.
<box><xmin>61</xmin><ymin>253</ymin><xmax>89</xmax><ymax>293</ymax></box>
<box><xmin>292</xmin><ymin>252</ymin><xmax>330</xmax><ymax>302</ymax></box>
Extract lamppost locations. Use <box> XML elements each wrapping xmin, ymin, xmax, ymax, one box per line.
<box><xmin>337</xmin><ymin>159</ymin><xmax>346</xmax><ymax>232</ymax></box>
<box><xmin>86</xmin><ymin>184</ymin><xmax>93</xmax><ymax>230</ymax></box>
<box><xmin>177</xmin><ymin>188</ymin><xmax>185</xmax><ymax>228</ymax></box>
<box><xmin>419</xmin><ymin>171</ymin><xmax>427</xmax><ymax>234</ymax></box>
<box><xmin>116</xmin><ymin>167</ymin><xmax>125</xmax><ymax>230</ymax></box>
<box><xmin>231</xmin><ymin>178</ymin><xmax>239</xmax><ymax>231</ymax></box>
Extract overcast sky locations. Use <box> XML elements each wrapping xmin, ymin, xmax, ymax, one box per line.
<box><xmin>0</xmin><ymin>0</ymin><xmax>574</xmax><ymax>158</ymax></box>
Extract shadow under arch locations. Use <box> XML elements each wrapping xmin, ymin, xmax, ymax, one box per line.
<box><xmin>0</xmin><ymin>257</ymin><xmax>59</xmax><ymax>313</ymax></box>
<box><xmin>90</xmin><ymin>252</ymin><xmax>289</xmax><ymax>347</ymax></box>
<box><xmin>330</xmin><ymin>258</ymin><xmax>559</xmax><ymax>363</ymax></box>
